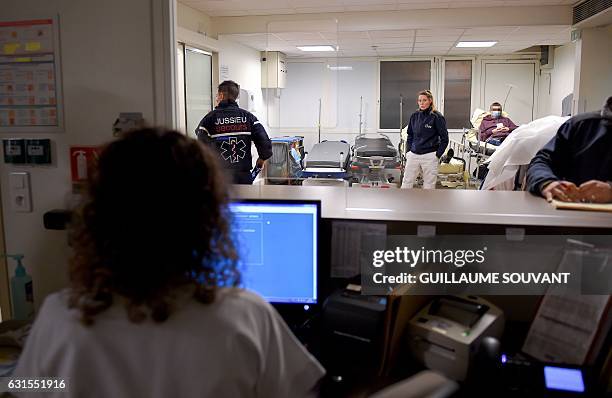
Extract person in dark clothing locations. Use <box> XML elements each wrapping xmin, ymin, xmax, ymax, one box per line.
<box><xmin>196</xmin><ymin>80</ymin><xmax>272</xmax><ymax>184</ymax></box>
<box><xmin>526</xmin><ymin>96</ymin><xmax>612</xmax><ymax>203</ymax></box>
<box><xmin>401</xmin><ymin>90</ymin><xmax>449</xmax><ymax>189</ymax></box>
<box><xmin>479</xmin><ymin>102</ymin><xmax>519</xmax><ymax>145</ymax></box>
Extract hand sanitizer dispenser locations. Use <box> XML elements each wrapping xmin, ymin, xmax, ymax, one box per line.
<box><xmin>6</xmin><ymin>254</ymin><xmax>34</xmax><ymax>320</ymax></box>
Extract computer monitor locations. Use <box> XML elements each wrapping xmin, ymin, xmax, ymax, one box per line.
<box><xmin>229</xmin><ymin>200</ymin><xmax>320</xmax><ymax>306</ymax></box>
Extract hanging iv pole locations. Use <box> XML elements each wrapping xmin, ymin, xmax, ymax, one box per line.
<box><xmin>318</xmin><ymin>98</ymin><xmax>322</xmax><ymax>143</ymax></box>
<box><xmin>358</xmin><ymin>96</ymin><xmax>363</xmax><ymax>134</ymax></box>
<box><xmin>503</xmin><ymin>83</ymin><xmax>515</xmax><ymax>109</ymax></box>
<box><xmin>399</xmin><ymin>94</ymin><xmax>404</xmax><ymax>135</ymax></box>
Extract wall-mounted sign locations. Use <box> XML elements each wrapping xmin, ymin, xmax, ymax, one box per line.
<box><xmin>69</xmin><ymin>146</ymin><xmax>100</xmax><ymax>183</ymax></box>
<box><xmin>0</xmin><ymin>17</ymin><xmax>64</xmax><ymax>133</ymax></box>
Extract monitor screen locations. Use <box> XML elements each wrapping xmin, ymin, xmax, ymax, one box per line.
<box><xmin>229</xmin><ymin>201</ymin><xmax>318</xmax><ymax>304</ymax></box>
<box><xmin>544</xmin><ymin>366</ymin><xmax>585</xmax><ymax>393</ymax></box>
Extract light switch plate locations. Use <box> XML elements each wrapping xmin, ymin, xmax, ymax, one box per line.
<box><xmin>9</xmin><ymin>172</ymin><xmax>32</xmax><ymax>212</ymax></box>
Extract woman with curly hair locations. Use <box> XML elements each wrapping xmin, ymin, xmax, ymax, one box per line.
<box><xmin>13</xmin><ymin>128</ymin><xmax>324</xmax><ymax>397</ymax></box>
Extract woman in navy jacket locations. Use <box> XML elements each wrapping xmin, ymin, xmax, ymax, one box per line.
<box><xmin>401</xmin><ymin>90</ymin><xmax>449</xmax><ymax>189</ymax></box>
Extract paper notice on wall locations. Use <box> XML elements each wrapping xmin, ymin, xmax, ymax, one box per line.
<box><xmin>0</xmin><ymin>106</ymin><xmax>56</xmax><ymax>126</ymax></box>
<box><xmin>220</xmin><ymin>64</ymin><xmax>230</xmax><ymax>81</ymax></box>
<box><xmin>0</xmin><ymin>19</ymin><xmax>54</xmax><ymax>55</ymax></box>
<box><xmin>0</xmin><ymin>19</ymin><xmax>60</xmax><ymax>131</ymax></box>
<box><xmin>331</xmin><ymin>221</ymin><xmax>387</xmax><ymax>278</ymax></box>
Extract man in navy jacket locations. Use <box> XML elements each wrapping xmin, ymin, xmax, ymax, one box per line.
<box><xmin>526</xmin><ymin>96</ymin><xmax>612</xmax><ymax>203</ymax></box>
<box><xmin>196</xmin><ymin>80</ymin><xmax>272</xmax><ymax>184</ymax></box>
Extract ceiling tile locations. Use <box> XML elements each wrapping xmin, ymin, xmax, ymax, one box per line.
<box><xmin>371</xmin><ymin>37</ymin><xmax>414</xmax><ymax>44</ymax></box>
<box><xmin>417</xmin><ymin>28</ymin><xmax>465</xmax><ymax>36</ymax></box>
<box><xmin>415</xmin><ymin>36</ymin><xmax>461</xmax><ymax>42</ymax></box>
<box><xmin>294</xmin><ymin>6</ymin><xmax>346</xmax><ymax>12</ymax></box>
<box><xmin>373</xmin><ymin>42</ymin><xmax>414</xmax><ymax>49</ymax></box>
<box><xmin>338</xmin><ymin>31</ymin><xmax>371</xmax><ymax>39</ymax></box>
<box><xmin>397</xmin><ymin>2</ymin><xmax>449</xmax><ymax>9</ymax></box>
<box><xmin>368</xmin><ymin>30</ymin><xmax>415</xmax><ymax>39</ymax></box>
<box><xmin>247</xmin><ymin>8</ymin><xmax>296</xmax><ymax>15</ymax></box>
<box><xmin>241</xmin><ymin>0</ymin><xmax>293</xmax><ymax>9</ymax></box>
<box><xmin>287</xmin><ymin>39</ymin><xmax>337</xmax><ymax>46</ymax></box>
<box><xmin>205</xmin><ymin>10</ymin><xmax>251</xmax><ymax>16</ymax></box>
<box><xmin>345</xmin><ymin>4</ymin><xmax>398</xmax><ymax>11</ymax></box>
<box><xmin>289</xmin><ymin>0</ymin><xmax>343</xmax><ymax>5</ymax></box>
<box><xmin>375</xmin><ymin>45</ymin><xmax>413</xmax><ymax>50</ymax></box>
<box><xmin>274</xmin><ymin>32</ymin><xmax>324</xmax><ymax>40</ymax></box>
<box><xmin>338</xmin><ymin>38</ymin><xmax>373</xmax><ymax>44</ymax></box>
<box><xmin>460</xmin><ymin>35</ymin><xmax>509</xmax><ymax>41</ymax></box>
<box><xmin>342</xmin><ymin>0</ymin><xmax>395</xmax><ymax>4</ymax></box>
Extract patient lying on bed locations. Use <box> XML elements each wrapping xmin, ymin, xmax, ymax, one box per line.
<box><xmin>479</xmin><ymin>102</ymin><xmax>518</xmax><ymax>145</ymax></box>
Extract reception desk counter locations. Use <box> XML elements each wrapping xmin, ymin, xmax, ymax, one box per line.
<box><xmin>231</xmin><ymin>186</ymin><xmax>612</xmax><ymax>231</ymax></box>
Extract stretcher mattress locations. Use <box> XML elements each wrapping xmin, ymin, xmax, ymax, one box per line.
<box><xmin>354</xmin><ymin>136</ymin><xmax>397</xmax><ymax>158</ymax></box>
<box><xmin>306</xmin><ymin>141</ymin><xmax>350</xmax><ymax>168</ymax></box>
<box><xmin>438</xmin><ymin>158</ymin><xmax>465</xmax><ymax>174</ymax></box>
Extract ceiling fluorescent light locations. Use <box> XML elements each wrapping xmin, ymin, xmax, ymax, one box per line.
<box><xmin>297</xmin><ymin>45</ymin><xmax>336</xmax><ymax>52</ymax></box>
<box><xmin>327</xmin><ymin>65</ymin><xmax>353</xmax><ymax>71</ymax></box>
<box><xmin>456</xmin><ymin>41</ymin><xmax>497</xmax><ymax>48</ymax></box>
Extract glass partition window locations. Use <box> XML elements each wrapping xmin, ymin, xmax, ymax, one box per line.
<box><xmin>183</xmin><ymin>47</ymin><xmax>213</xmax><ymax>137</ymax></box>
<box><xmin>176</xmin><ymin>43</ymin><xmax>187</xmax><ymax>133</ymax></box>
<box><xmin>443</xmin><ymin>60</ymin><xmax>472</xmax><ymax>129</ymax></box>
<box><xmin>379</xmin><ymin>61</ymin><xmax>431</xmax><ymax>131</ymax></box>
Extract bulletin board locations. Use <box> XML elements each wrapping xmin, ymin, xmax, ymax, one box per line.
<box><xmin>0</xmin><ymin>17</ymin><xmax>64</xmax><ymax>133</ymax></box>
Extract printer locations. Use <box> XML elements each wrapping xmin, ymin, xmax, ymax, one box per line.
<box><xmin>321</xmin><ymin>288</ymin><xmax>388</xmax><ymax>377</ymax></box>
<box><xmin>407</xmin><ymin>295</ymin><xmax>504</xmax><ymax>381</ymax></box>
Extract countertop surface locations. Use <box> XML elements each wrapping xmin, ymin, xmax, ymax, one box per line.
<box><xmin>230</xmin><ymin>185</ymin><xmax>612</xmax><ymax>229</ymax></box>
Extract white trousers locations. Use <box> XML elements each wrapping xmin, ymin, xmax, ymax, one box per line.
<box><xmin>401</xmin><ymin>151</ymin><xmax>439</xmax><ymax>189</ymax></box>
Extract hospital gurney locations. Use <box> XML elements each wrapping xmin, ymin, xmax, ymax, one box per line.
<box><xmin>350</xmin><ymin>133</ymin><xmax>401</xmax><ymax>186</ymax></box>
<box><xmin>302</xmin><ymin>140</ymin><xmax>351</xmax><ymax>178</ymax></box>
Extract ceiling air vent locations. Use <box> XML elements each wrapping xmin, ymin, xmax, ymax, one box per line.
<box><xmin>573</xmin><ymin>0</ymin><xmax>612</xmax><ymax>24</ymax></box>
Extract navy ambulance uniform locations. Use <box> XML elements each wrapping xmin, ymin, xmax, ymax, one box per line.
<box><xmin>401</xmin><ymin>107</ymin><xmax>449</xmax><ymax>189</ymax></box>
<box><xmin>196</xmin><ymin>99</ymin><xmax>272</xmax><ymax>184</ymax></box>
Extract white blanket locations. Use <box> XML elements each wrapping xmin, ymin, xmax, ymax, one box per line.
<box><xmin>482</xmin><ymin>115</ymin><xmax>570</xmax><ymax>190</ymax></box>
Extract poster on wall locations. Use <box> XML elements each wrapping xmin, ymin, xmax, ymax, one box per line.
<box><xmin>0</xmin><ymin>17</ymin><xmax>63</xmax><ymax>133</ymax></box>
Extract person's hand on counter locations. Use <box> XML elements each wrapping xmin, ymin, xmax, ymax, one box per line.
<box><xmin>541</xmin><ymin>180</ymin><xmax>579</xmax><ymax>202</ymax></box>
<box><xmin>577</xmin><ymin>180</ymin><xmax>612</xmax><ymax>203</ymax></box>
<box><xmin>256</xmin><ymin>158</ymin><xmax>265</xmax><ymax>169</ymax></box>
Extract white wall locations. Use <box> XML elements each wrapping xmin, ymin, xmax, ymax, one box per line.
<box><xmin>265</xmin><ymin>59</ymin><xmax>380</xmax><ymax>151</ymax></box>
<box><xmin>216</xmin><ymin>39</ymin><xmax>264</xmax><ymax>120</ymax></box>
<box><xmin>574</xmin><ymin>25</ymin><xmax>612</xmax><ymax>113</ymax></box>
<box><xmin>1</xmin><ymin>0</ymin><xmax>171</xmax><ymax>313</ymax></box>
<box><xmin>545</xmin><ymin>43</ymin><xmax>575</xmax><ymax>116</ymax></box>
<box><xmin>176</xmin><ymin>2</ymin><xmax>214</xmax><ymax>38</ymax></box>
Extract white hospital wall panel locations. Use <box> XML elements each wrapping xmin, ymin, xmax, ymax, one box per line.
<box><xmin>278</xmin><ymin>62</ymin><xmax>325</xmax><ymax>129</ymax></box>
<box><xmin>549</xmin><ymin>42</ymin><xmax>575</xmax><ymax>116</ymax></box>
